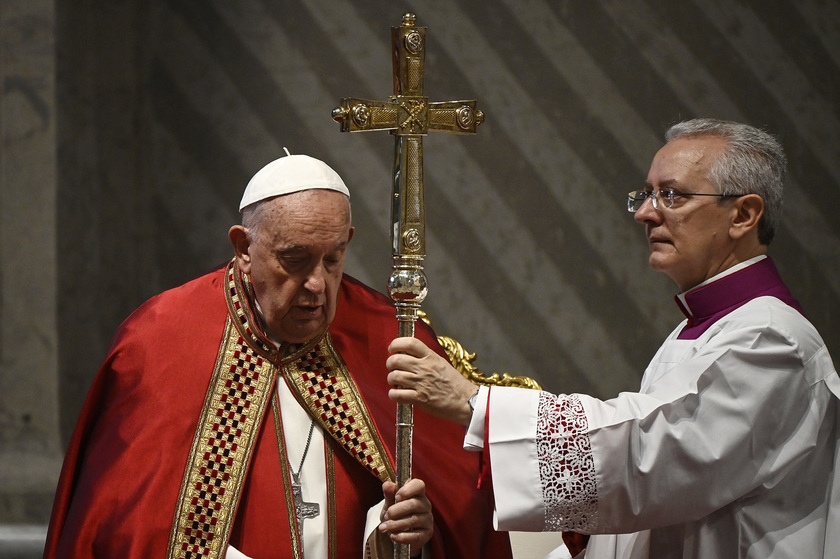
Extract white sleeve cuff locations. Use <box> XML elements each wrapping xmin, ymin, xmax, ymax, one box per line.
<box><xmin>463</xmin><ymin>385</ymin><xmax>489</xmax><ymax>451</ymax></box>
<box><xmin>488</xmin><ymin>386</ymin><xmax>545</xmax><ymax>531</ymax></box>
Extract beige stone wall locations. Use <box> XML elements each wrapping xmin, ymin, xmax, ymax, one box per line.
<box><xmin>0</xmin><ymin>0</ymin><xmax>63</xmax><ymax>523</ymax></box>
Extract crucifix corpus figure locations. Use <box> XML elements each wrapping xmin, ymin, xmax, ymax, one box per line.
<box><xmin>332</xmin><ymin>12</ymin><xmax>484</xmax><ymax>559</ymax></box>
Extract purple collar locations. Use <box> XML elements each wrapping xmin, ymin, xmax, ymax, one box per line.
<box><xmin>675</xmin><ymin>257</ymin><xmax>803</xmax><ymax>340</ymax></box>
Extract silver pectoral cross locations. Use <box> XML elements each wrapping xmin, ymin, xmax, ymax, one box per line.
<box><xmin>291</xmin><ymin>471</ymin><xmax>320</xmax><ymax>546</ymax></box>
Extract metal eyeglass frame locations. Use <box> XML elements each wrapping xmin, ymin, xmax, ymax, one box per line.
<box><xmin>626</xmin><ymin>189</ymin><xmax>744</xmax><ymax>213</ymax></box>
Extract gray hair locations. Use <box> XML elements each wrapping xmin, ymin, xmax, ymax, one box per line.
<box><xmin>240</xmin><ymin>199</ymin><xmax>273</xmax><ymax>245</ymax></box>
<box><xmin>665</xmin><ymin>118</ymin><xmax>786</xmax><ymax>245</ymax></box>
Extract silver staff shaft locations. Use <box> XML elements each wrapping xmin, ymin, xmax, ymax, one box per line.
<box><xmin>388</xmin><ymin>132</ymin><xmax>428</xmax><ymax>559</ymax></box>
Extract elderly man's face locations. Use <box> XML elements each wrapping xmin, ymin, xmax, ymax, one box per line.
<box><xmin>235</xmin><ymin>189</ymin><xmax>354</xmax><ymax>344</ymax></box>
<box><xmin>635</xmin><ymin>136</ymin><xmax>740</xmax><ymax>291</ymax></box>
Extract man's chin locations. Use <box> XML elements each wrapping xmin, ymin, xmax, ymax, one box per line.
<box><xmin>647</xmin><ymin>253</ymin><xmax>673</xmax><ymax>274</ymax></box>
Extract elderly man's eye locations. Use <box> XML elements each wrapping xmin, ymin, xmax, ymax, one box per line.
<box><xmin>279</xmin><ymin>255</ymin><xmax>307</xmax><ymax>268</ymax></box>
<box><xmin>660</xmin><ymin>189</ymin><xmax>679</xmax><ymax>201</ymax></box>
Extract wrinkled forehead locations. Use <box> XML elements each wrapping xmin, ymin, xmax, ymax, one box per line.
<box><xmin>257</xmin><ymin>190</ymin><xmax>351</xmax><ymax>236</ymax></box>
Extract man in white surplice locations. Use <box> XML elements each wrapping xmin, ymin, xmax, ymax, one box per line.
<box><xmin>385</xmin><ymin>118</ymin><xmax>840</xmax><ymax>558</ymax></box>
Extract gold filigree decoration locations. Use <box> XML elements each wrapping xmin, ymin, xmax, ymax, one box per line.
<box><xmin>399</xmin><ymin>99</ymin><xmax>426</xmax><ymax>133</ymax></box>
<box><xmin>404</xmin><ymin>30</ymin><xmax>423</xmax><ymax>54</ymax></box>
<box><xmin>418</xmin><ymin>311</ymin><xmax>542</xmax><ymax>390</ymax></box>
<box><xmin>456</xmin><ymin>105</ymin><xmax>475</xmax><ymax>130</ymax></box>
<box><xmin>352</xmin><ymin>104</ymin><xmax>371</xmax><ymax>127</ymax></box>
<box><xmin>402</xmin><ymin>228</ymin><xmax>422</xmax><ymax>252</ymax></box>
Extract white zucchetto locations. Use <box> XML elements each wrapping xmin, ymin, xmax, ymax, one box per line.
<box><xmin>238</xmin><ymin>150</ymin><xmax>350</xmax><ymax>212</ymax></box>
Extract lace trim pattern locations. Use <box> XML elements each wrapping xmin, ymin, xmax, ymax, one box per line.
<box><xmin>537</xmin><ymin>392</ymin><xmax>599</xmax><ymax>532</ymax></box>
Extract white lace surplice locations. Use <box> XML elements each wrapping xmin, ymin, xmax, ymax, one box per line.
<box><xmin>485</xmin><ymin>296</ymin><xmax>840</xmax><ymax>559</ymax></box>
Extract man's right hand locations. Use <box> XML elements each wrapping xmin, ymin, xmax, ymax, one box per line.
<box><xmin>386</xmin><ymin>337</ymin><xmax>479</xmax><ymax>426</ymax></box>
<box><xmin>379</xmin><ymin>478</ymin><xmax>433</xmax><ymax>556</ymax></box>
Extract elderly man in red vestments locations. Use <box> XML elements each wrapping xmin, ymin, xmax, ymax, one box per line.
<box><xmin>43</xmin><ymin>153</ymin><xmax>512</xmax><ymax>559</ymax></box>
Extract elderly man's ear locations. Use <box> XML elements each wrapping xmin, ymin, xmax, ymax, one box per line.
<box><xmin>229</xmin><ymin>225</ymin><xmax>252</xmax><ymax>273</ymax></box>
<box><xmin>729</xmin><ymin>194</ymin><xmax>764</xmax><ymax>241</ymax></box>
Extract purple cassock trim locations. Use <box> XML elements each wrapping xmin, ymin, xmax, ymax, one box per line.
<box><xmin>675</xmin><ymin>258</ymin><xmax>804</xmax><ymax>340</ymax></box>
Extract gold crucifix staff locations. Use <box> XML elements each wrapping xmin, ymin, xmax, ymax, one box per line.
<box><xmin>332</xmin><ymin>12</ymin><xmax>483</xmax><ymax>559</ymax></box>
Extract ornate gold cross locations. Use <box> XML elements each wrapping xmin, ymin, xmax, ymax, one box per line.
<box><xmin>332</xmin><ymin>13</ymin><xmax>483</xmax><ymax>559</ymax></box>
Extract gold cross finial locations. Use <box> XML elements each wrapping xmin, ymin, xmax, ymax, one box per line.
<box><xmin>332</xmin><ymin>11</ymin><xmax>483</xmax><ymax>268</ymax></box>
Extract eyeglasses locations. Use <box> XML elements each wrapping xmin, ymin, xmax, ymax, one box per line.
<box><xmin>626</xmin><ymin>189</ymin><xmax>744</xmax><ymax>213</ymax></box>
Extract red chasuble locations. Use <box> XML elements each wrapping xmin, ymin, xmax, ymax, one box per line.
<box><xmin>44</xmin><ymin>262</ymin><xmax>511</xmax><ymax>559</ymax></box>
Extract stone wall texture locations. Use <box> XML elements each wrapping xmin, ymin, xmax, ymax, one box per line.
<box><xmin>2</xmin><ymin>0</ymin><xmax>840</xmax><ymax>526</ymax></box>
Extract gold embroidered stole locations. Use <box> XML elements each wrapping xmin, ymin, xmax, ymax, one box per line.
<box><xmin>168</xmin><ymin>261</ymin><xmax>394</xmax><ymax>559</ymax></box>
<box><xmin>280</xmin><ymin>336</ymin><xmax>396</xmax><ymax>485</ymax></box>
